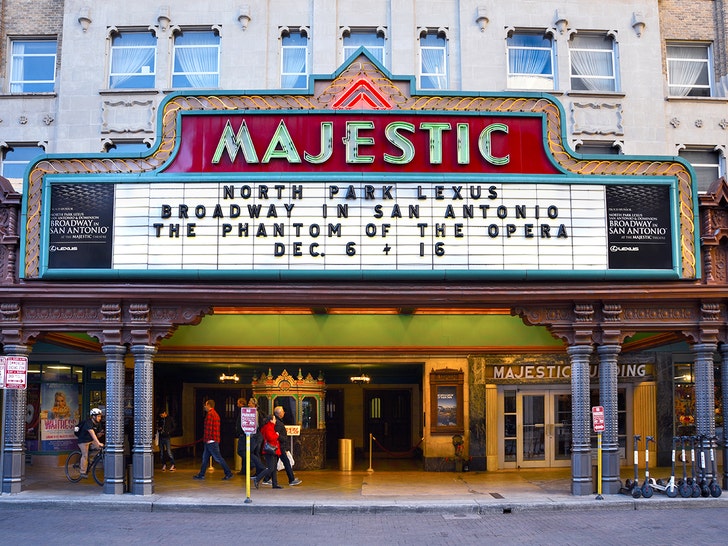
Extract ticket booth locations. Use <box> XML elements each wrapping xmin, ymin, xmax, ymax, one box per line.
<box><xmin>252</xmin><ymin>369</ymin><xmax>327</xmax><ymax>470</ymax></box>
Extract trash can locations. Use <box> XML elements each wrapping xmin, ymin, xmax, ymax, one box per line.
<box><xmin>339</xmin><ymin>438</ymin><xmax>353</xmax><ymax>471</ymax></box>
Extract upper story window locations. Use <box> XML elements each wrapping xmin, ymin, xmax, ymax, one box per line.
<box><xmin>569</xmin><ymin>33</ymin><xmax>617</xmax><ymax>92</ymax></box>
<box><xmin>172</xmin><ymin>30</ymin><xmax>220</xmax><ymax>88</ymax></box>
<box><xmin>10</xmin><ymin>39</ymin><xmax>57</xmax><ymax>93</ymax></box>
<box><xmin>419</xmin><ymin>31</ymin><xmax>447</xmax><ymax>90</ymax></box>
<box><xmin>507</xmin><ymin>31</ymin><xmax>555</xmax><ymax>90</ymax></box>
<box><xmin>104</xmin><ymin>141</ymin><xmax>152</xmax><ymax>154</ymax></box>
<box><xmin>1</xmin><ymin>145</ymin><xmax>45</xmax><ymax>179</ymax></box>
<box><xmin>281</xmin><ymin>30</ymin><xmax>309</xmax><ymax>89</ymax></box>
<box><xmin>574</xmin><ymin>141</ymin><xmax>621</xmax><ymax>155</ymax></box>
<box><xmin>343</xmin><ymin>29</ymin><xmax>385</xmax><ymax>66</ymax></box>
<box><xmin>679</xmin><ymin>149</ymin><xmax>723</xmax><ymax>193</ymax></box>
<box><xmin>109</xmin><ymin>31</ymin><xmax>156</xmax><ymax>89</ymax></box>
<box><xmin>667</xmin><ymin>43</ymin><xmax>712</xmax><ymax>97</ymax></box>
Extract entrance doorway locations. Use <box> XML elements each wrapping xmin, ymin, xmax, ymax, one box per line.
<box><xmin>365</xmin><ymin>389</ymin><xmax>412</xmax><ymax>453</ymax></box>
<box><xmin>195</xmin><ymin>388</ymin><xmax>241</xmax><ymax>458</ymax></box>
<box><xmin>500</xmin><ymin>387</ymin><xmax>572</xmax><ymax>468</ymax></box>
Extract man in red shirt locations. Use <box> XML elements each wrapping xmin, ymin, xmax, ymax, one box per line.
<box><xmin>192</xmin><ymin>399</ymin><xmax>233</xmax><ymax>480</ymax></box>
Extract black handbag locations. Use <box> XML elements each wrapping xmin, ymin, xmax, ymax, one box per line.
<box><xmin>263</xmin><ymin>441</ymin><xmax>277</xmax><ymax>455</ymax></box>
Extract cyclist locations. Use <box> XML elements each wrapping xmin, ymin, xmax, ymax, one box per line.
<box><xmin>77</xmin><ymin>408</ymin><xmax>104</xmax><ymax>478</ymax></box>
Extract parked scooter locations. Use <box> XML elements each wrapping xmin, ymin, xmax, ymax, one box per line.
<box><xmin>641</xmin><ymin>435</ymin><xmax>654</xmax><ymax>498</ymax></box>
<box><xmin>622</xmin><ymin>435</ymin><xmax>642</xmax><ymax>498</ymax></box>
<box><xmin>697</xmin><ymin>435</ymin><xmax>711</xmax><ymax>497</ymax></box>
<box><xmin>688</xmin><ymin>436</ymin><xmax>701</xmax><ymax>497</ymax></box>
<box><xmin>650</xmin><ymin>436</ymin><xmax>678</xmax><ymax>498</ymax></box>
<box><xmin>706</xmin><ymin>436</ymin><xmax>722</xmax><ymax>498</ymax></box>
<box><xmin>677</xmin><ymin>436</ymin><xmax>693</xmax><ymax>498</ymax></box>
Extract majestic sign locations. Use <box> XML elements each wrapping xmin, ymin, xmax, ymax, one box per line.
<box><xmin>24</xmin><ymin>53</ymin><xmax>698</xmax><ymax>280</ymax></box>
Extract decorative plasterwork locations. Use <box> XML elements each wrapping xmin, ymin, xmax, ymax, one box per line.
<box><xmin>101</xmin><ymin>99</ymin><xmax>156</xmax><ymax>134</ymax></box>
<box><xmin>22</xmin><ymin>56</ymin><xmax>697</xmax><ymax>280</ymax></box>
<box><xmin>571</xmin><ymin>102</ymin><xmax>624</xmax><ymax>136</ymax></box>
<box><xmin>0</xmin><ymin>301</ymin><xmax>211</xmax><ymax>346</ymax></box>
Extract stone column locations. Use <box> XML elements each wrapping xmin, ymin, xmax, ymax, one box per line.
<box><xmin>721</xmin><ymin>344</ymin><xmax>728</xmax><ymax>490</ymax></box>
<box><xmin>693</xmin><ymin>342</ymin><xmax>717</xmax><ymax>471</ymax></box>
<box><xmin>1</xmin><ymin>344</ymin><xmax>30</xmax><ymax>494</ymax></box>
<box><xmin>131</xmin><ymin>344</ymin><xmax>156</xmax><ymax>495</ymax></box>
<box><xmin>568</xmin><ymin>343</ymin><xmax>593</xmax><ymax>495</ymax></box>
<box><xmin>597</xmin><ymin>344</ymin><xmax>621</xmax><ymax>494</ymax></box>
<box><xmin>103</xmin><ymin>344</ymin><xmax>127</xmax><ymax>495</ymax></box>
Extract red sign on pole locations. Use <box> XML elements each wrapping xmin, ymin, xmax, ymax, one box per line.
<box><xmin>4</xmin><ymin>356</ymin><xmax>28</xmax><ymax>389</ymax></box>
<box><xmin>592</xmin><ymin>405</ymin><xmax>605</xmax><ymax>433</ymax></box>
<box><xmin>240</xmin><ymin>407</ymin><xmax>258</xmax><ymax>434</ymax></box>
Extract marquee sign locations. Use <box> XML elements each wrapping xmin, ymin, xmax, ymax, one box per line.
<box><xmin>22</xmin><ymin>52</ymin><xmax>698</xmax><ymax>281</ymax></box>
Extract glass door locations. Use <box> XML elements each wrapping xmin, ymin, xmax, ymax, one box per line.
<box><xmin>521</xmin><ymin>394</ymin><xmax>546</xmax><ymax>464</ymax></box>
<box><xmin>500</xmin><ymin>388</ymin><xmax>572</xmax><ymax>468</ymax></box>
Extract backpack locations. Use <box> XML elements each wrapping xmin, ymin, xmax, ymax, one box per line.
<box><xmin>74</xmin><ymin>420</ymin><xmax>84</xmax><ymax>437</ymax></box>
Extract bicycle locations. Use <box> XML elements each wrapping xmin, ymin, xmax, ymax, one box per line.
<box><xmin>65</xmin><ymin>447</ymin><xmax>105</xmax><ymax>486</ymax></box>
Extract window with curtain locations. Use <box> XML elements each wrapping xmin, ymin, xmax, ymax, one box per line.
<box><xmin>172</xmin><ymin>30</ymin><xmax>220</xmax><ymax>88</ymax></box>
<box><xmin>1</xmin><ymin>145</ymin><xmax>45</xmax><ymax>179</ymax></box>
<box><xmin>10</xmin><ymin>39</ymin><xmax>57</xmax><ymax>93</ymax></box>
<box><xmin>420</xmin><ymin>32</ymin><xmax>447</xmax><ymax>90</ymax></box>
<box><xmin>507</xmin><ymin>32</ymin><xmax>554</xmax><ymax>90</ymax></box>
<box><xmin>109</xmin><ymin>31</ymin><xmax>156</xmax><ymax>89</ymax></box>
<box><xmin>343</xmin><ymin>30</ymin><xmax>385</xmax><ymax>66</ymax></box>
<box><xmin>569</xmin><ymin>33</ymin><xmax>617</xmax><ymax>92</ymax></box>
<box><xmin>679</xmin><ymin>149</ymin><xmax>723</xmax><ymax>192</ymax></box>
<box><xmin>667</xmin><ymin>43</ymin><xmax>712</xmax><ymax>97</ymax></box>
<box><xmin>281</xmin><ymin>31</ymin><xmax>309</xmax><ymax>89</ymax></box>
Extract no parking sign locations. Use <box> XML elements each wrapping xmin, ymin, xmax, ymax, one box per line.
<box><xmin>592</xmin><ymin>406</ymin><xmax>605</xmax><ymax>432</ymax></box>
<box><xmin>1</xmin><ymin>356</ymin><xmax>28</xmax><ymax>389</ymax></box>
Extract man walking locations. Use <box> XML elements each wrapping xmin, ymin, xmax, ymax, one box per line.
<box><xmin>193</xmin><ymin>399</ymin><xmax>233</xmax><ymax>481</ymax></box>
<box><xmin>263</xmin><ymin>405</ymin><xmax>301</xmax><ymax>486</ymax></box>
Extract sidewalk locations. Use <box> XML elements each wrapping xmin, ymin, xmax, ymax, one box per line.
<box><xmin>2</xmin><ymin>459</ymin><xmax>726</xmax><ymax>514</ymax></box>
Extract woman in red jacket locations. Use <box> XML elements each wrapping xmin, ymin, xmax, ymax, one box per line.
<box><xmin>254</xmin><ymin>414</ymin><xmax>282</xmax><ymax>489</ymax></box>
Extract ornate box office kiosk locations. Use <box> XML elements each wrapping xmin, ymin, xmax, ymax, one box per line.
<box><xmin>252</xmin><ymin>369</ymin><xmax>326</xmax><ymax>470</ymax></box>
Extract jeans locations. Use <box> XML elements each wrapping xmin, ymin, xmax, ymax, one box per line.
<box><xmin>159</xmin><ymin>436</ymin><xmax>175</xmax><ymax>466</ymax></box>
<box><xmin>257</xmin><ymin>452</ymin><xmax>279</xmax><ymax>486</ymax></box>
<box><xmin>197</xmin><ymin>441</ymin><xmax>232</xmax><ymax>477</ymax></box>
<box><xmin>238</xmin><ymin>435</ymin><xmax>266</xmax><ymax>475</ymax></box>
<box><xmin>278</xmin><ymin>446</ymin><xmax>295</xmax><ymax>482</ymax></box>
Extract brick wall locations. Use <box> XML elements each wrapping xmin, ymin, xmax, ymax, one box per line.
<box><xmin>0</xmin><ymin>0</ymin><xmax>65</xmax><ymax>89</ymax></box>
<box><xmin>659</xmin><ymin>0</ymin><xmax>727</xmax><ymax>81</ymax></box>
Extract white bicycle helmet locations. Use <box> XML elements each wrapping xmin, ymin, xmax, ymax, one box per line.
<box><xmin>90</xmin><ymin>408</ymin><xmax>102</xmax><ymax>417</ymax></box>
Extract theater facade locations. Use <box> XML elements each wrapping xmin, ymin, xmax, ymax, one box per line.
<box><xmin>2</xmin><ymin>52</ymin><xmax>728</xmax><ymax>497</ymax></box>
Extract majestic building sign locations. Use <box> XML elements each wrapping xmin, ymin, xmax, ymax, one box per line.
<box><xmin>22</xmin><ymin>53</ymin><xmax>698</xmax><ymax>280</ymax></box>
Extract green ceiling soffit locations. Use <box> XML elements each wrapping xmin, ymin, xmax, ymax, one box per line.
<box><xmin>160</xmin><ymin>314</ymin><xmax>561</xmax><ymax>349</ymax></box>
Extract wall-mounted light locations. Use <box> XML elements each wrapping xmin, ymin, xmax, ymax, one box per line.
<box><xmin>350</xmin><ymin>374</ymin><xmax>370</xmax><ymax>384</ymax></box>
<box><xmin>238</xmin><ymin>5</ymin><xmax>252</xmax><ymax>30</ymax></box>
<box><xmin>632</xmin><ymin>12</ymin><xmax>646</xmax><ymax>37</ymax></box>
<box><xmin>78</xmin><ymin>7</ymin><xmax>92</xmax><ymax>32</ymax></box>
<box><xmin>475</xmin><ymin>6</ymin><xmax>489</xmax><ymax>32</ymax></box>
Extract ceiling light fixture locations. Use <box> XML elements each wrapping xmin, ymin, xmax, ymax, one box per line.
<box><xmin>219</xmin><ymin>372</ymin><xmax>240</xmax><ymax>383</ymax></box>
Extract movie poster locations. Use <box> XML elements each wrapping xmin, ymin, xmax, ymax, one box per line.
<box><xmin>40</xmin><ymin>382</ymin><xmax>81</xmax><ymax>451</ymax></box>
<box><xmin>436</xmin><ymin>386</ymin><xmax>458</xmax><ymax>427</ymax></box>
